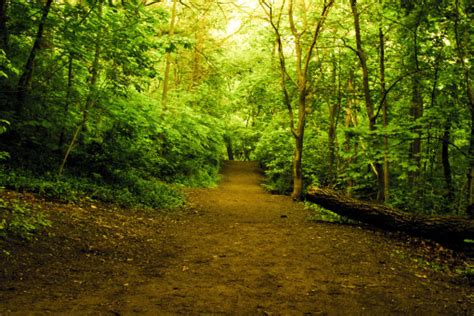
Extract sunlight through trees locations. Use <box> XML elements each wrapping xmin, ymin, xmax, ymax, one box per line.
<box><xmin>0</xmin><ymin>0</ymin><xmax>473</xmax><ymax>220</ymax></box>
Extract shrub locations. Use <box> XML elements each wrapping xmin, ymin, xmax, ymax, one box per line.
<box><xmin>0</xmin><ymin>194</ymin><xmax>51</xmax><ymax>240</ymax></box>
<box><xmin>0</xmin><ymin>170</ymin><xmax>184</xmax><ymax>210</ymax></box>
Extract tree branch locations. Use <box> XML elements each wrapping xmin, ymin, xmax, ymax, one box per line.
<box><xmin>303</xmin><ymin>0</ymin><xmax>335</xmax><ymax>78</ymax></box>
<box><xmin>259</xmin><ymin>0</ymin><xmax>297</xmax><ymax>137</ymax></box>
<box><xmin>373</xmin><ymin>70</ymin><xmax>421</xmax><ymax>121</ymax></box>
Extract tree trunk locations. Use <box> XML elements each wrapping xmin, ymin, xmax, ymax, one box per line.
<box><xmin>261</xmin><ymin>0</ymin><xmax>334</xmax><ymax>200</ymax></box>
<box><xmin>59</xmin><ymin>53</ymin><xmax>74</xmax><ymax>149</ymax></box>
<box><xmin>442</xmin><ymin>120</ymin><xmax>454</xmax><ymax>207</ymax></box>
<box><xmin>344</xmin><ymin>72</ymin><xmax>358</xmax><ymax>195</ymax></box>
<box><xmin>350</xmin><ymin>0</ymin><xmax>384</xmax><ymax>201</ymax></box>
<box><xmin>327</xmin><ymin>52</ymin><xmax>341</xmax><ymax>185</ymax></box>
<box><xmin>306</xmin><ymin>187</ymin><xmax>474</xmax><ymax>244</ymax></box>
<box><xmin>161</xmin><ymin>0</ymin><xmax>177</xmax><ymax>110</ymax></box>
<box><xmin>224</xmin><ymin>135</ymin><xmax>234</xmax><ymax>161</ymax></box>
<box><xmin>292</xmin><ymin>130</ymin><xmax>304</xmax><ymax>200</ymax></box>
<box><xmin>327</xmin><ymin>103</ymin><xmax>338</xmax><ymax>184</ymax></box>
<box><xmin>15</xmin><ymin>0</ymin><xmax>53</xmax><ymax>115</ymax></box>
<box><xmin>350</xmin><ymin>0</ymin><xmax>373</xmax><ymax>124</ymax></box>
<box><xmin>59</xmin><ymin>2</ymin><xmax>102</xmax><ymax>175</ymax></box>
<box><xmin>379</xmin><ymin>27</ymin><xmax>390</xmax><ymax>202</ymax></box>
<box><xmin>468</xmin><ymin>115</ymin><xmax>474</xmax><ymax>218</ymax></box>
<box><xmin>0</xmin><ymin>0</ymin><xmax>8</xmax><ymax>51</ymax></box>
<box><xmin>189</xmin><ymin>13</ymin><xmax>206</xmax><ymax>90</ymax></box>
<box><xmin>453</xmin><ymin>0</ymin><xmax>474</xmax><ymax>217</ymax></box>
<box><xmin>408</xmin><ymin>14</ymin><xmax>423</xmax><ymax>190</ymax></box>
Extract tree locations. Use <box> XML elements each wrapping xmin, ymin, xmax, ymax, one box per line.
<box><xmin>349</xmin><ymin>0</ymin><xmax>385</xmax><ymax>202</ymax></box>
<box><xmin>161</xmin><ymin>0</ymin><xmax>178</xmax><ymax>109</ymax></box>
<box><xmin>59</xmin><ymin>0</ymin><xmax>103</xmax><ymax>176</ymax></box>
<box><xmin>307</xmin><ymin>187</ymin><xmax>474</xmax><ymax>244</ymax></box>
<box><xmin>0</xmin><ymin>0</ymin><xmax>472</xmax><ymax>218</ymax></box>
<box><xmin>0</xmin><ymin>0</ymin><xmax>8</xmax><ymax>51</ymax></box>
<box><xmin>15</xmin><ymin>0</ymin><xmax>53</xmax><ymax>116</ymax></box>
<box><xmin>403</xmin><ymin>2</ymin><xmax>425</xmax><ymax>192</ymax></box>
<box><xmin>260</xmin><ymin>0</ymin><xmax>335</xmax><ymax>199</ymax></box>
<box><xmin>453</xmin><ymin>0</ymin><xmax>474</xmax><ymax>216</ymax></box>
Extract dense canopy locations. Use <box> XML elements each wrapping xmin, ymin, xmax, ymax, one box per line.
<box><xmin>0</xmin><ymin>0</ymin><xmax>473</xmax><ymax>238</ymax></box>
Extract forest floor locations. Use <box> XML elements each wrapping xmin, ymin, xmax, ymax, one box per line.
<box><xmin>0</xmin><ymin>161</ymin><xmax>473</xmax><ymax>315</ymax></box>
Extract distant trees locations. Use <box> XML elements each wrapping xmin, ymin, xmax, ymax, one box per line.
<box><xmin>249</xmin><ymin>0</ymin><xmax>473</xmax><ymax>216</ymax></box>
<box><xmin>0</xmin><ymin>0</ymin><xmax>472</xmax><ymax>217</ymax></box>
<box><xmin>0</xmin><ymin>0</ymin><xmax>229</xmax><ymax>209</ymax></box>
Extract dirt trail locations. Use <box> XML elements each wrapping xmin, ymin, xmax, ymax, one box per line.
<box><xmin>0</xmin><ymin>161</ymin><xmax>472</xmax><ymax>314</ymax></box>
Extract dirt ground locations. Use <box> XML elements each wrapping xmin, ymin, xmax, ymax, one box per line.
<box><xmin>0</xmin><ymin>161</ymin><xmax>472</xmax><ymax>315</ymax></box>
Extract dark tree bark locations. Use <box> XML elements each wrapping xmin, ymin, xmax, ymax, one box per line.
<box><xmin>306</xmin><ymin>187</ymin><xmax>474</xmax><ymax>244</ymax></box>
<box><xmin>408</xmin><ymin>15</ymin><xmax>424</xmax><ymax>190</ymax></box>
<box><xmin>344</xmin><ymin>72</ymin><xmax>358</xmax><ymax>195</ymax></box>
<box><xmin>59</xmin><ymin>2</ymin><xmax>102</xmax><ymax>175</ymax></box>
<box><xmin>15</xmin><ymin>0</ymin><xmax>53</xmax><ymax>115</ymax></box>
<box><xmin>442</xmin><ymin>120</ymin><xmax>454</xmax><ymax>206</ymax></box>
<box><xmin>350</xmin><ymin>0</ymin><xmax>384</xmax><ymax>202</ymax></box>
<box><xmin>453</xmin><ymin>0</ymin><xmax>474</xmax><ymax>217</ymax></box>
<box><xmin>350</xmin><ymin>0</ymin><xmax>373</xmax><ymax>127</ymax></box>
<box><xmin>0</xmin><ymin>0</ymin><xmax>8</xmax><ymax>51</ymax></box>
<box><xmin>59</xmin><ymin>54</ymin><xmax>74</xmax><ymax>149</ymax></box>
<box><xmin>225</xmin><ymin>135</ymin><xmax>234</xmax><ymax>161</ymax></box>
<box><xmin>379</xmin><ymin>26</ymin><xmax>390</xmax><ymax>202</ymax></box>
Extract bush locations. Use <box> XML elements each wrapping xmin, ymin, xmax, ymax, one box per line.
<box><xmin>67</xmin><ymin>93</ymin><xmax>225</xmax><ymax>190</ymax></box>
<box><xmin>0</xmin><ymin>91</ymin><xmax>223</xmax><ymax>212</ymax></box>
<box><xmin>305</xmin><ymin>202</ymin><xmax>355</xmax><ymax>224</ymax></box>
<box><xmin>253</xmin><ymin>117</ymin><xmax>333</xmax><ymax>195</ymax></box>
<box><xmin>0</xmin><ymin>170</ymin><xmax>184</xmax><ymax>210</ymax></box>
<box><xmin>0</xmin><ymin>194</ymin><xmax>51</xmax><ymax>240</ymax></box>
<box><xmin>253</xmin><ymin>124</ymin><xmax>293</xmax><ymax>194</ymax></box>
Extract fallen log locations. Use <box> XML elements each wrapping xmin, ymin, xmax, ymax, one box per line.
<box><xmin>306</xmin><ymin>187</ymin><xmax>474</xmax><ymax>244</ymax></box>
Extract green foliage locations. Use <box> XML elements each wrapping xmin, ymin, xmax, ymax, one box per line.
<box><xmin>306</xmin><ymin>202</ymin><xmax>342</xmax><ymax>223</ymax></box>
<box><xmin>223</xmin><ymin>119</ymin><xmax>261</xmax><ymax>161</ymax></box>
<box><xmin>456</xmin><ymin>263</ymin><xmax>474</xmax><ymax>282</ymax></box>
<box><xmin>253</xmin><ymin>121</ymin><xmax>293</xmax><ymax>194</ymax></box>
<box><xmin>0</xmin><ymin>194</ymin><xmax>51</xmax><ymax>240</ymax></box>
<box><xmin>0</xmin><ymin>0</ymin><xmax>225</xmax><ymax>212</ymax></box>
<box><xmin>0</xmin><ymin>120</ymin><xmax>9</xmax><ymax>162</ymax></box>
<box><xmin>253</xmin><ymin>115</ymin><xmax>333</xmax><ymax>194</ymax></box>
<box><xmin>0</xmin><ymin>170</ymin><xmax>184</xmax><ymax>210</ymax></box>
<box><xmin>0</xmin><ymin>0</ymin><xmax>472</xmax><ymax>221</ymax></box>
<box><xmin>71</xmin><ymin>92</ymin><xmax>224</xmax><ymax>187</ymax></box>
<box><xmin>0</xmin><ymin>50</ymin><xmax>18</xmax><ymax>79</ymax></box>
<box><xmin>0</xmin><ymin>83</ymin><xmax>222</xmax><ymax>209</ymax></box>
<box><xmin>90</xmin><ymin>173</ymin><xmax>184</xmax><ymax>209</ymax></box>
<box><xmin>305</xmin><ymin>202</ymin><xmax>354</xmax><ymax>224</ymax></box>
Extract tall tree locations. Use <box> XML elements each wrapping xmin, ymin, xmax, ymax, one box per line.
<box><xmin>379</xmin><ymin>25</ymin><xmax>390</xmax><ymax>201</ymax></box>
<box><xmin>0</xmin><ymin>0</ymin><xmax>8</xmax><ymax>51</ymax></box>
<box><xmin>59</xmin><ymin>0</ymin><xmax>103</xmax><ymax>175</ymax></box>
<box><xmin>161</xmin><ymin>0</ymin><xmax>178</xmax><ymax>109</ymax></box>
<box><xmin>349</xmin><ymin>0</ymin><xmax>385</xmax><ymax>201</ymax></box>
<box><xmin>405</xmin><ymin>4</ymin><xmax>424</xmax><ymax>191</ymax></box>
<box><xmin>260</xmin><ymin>0</ymin><xmax>335</xmax><ymax>200</ymax></box>
<box><xmin>15</xmin><ymin>0</ymin><xmax>54</xmax><ymax>115</ymax></box>
<box><xmin>327</xmin><ymin>49</ymin><xmax>341</xmax><ymax>185</ymax></box>
<box><xmin>453</xmin><ymin>0</ymin><xmax>474</xmax><ymax>216</ymax></box>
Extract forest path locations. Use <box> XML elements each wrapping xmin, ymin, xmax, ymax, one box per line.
<box><xmin>0</xmin><ymin>161</ymin><xmax>472</xmax><ymax>314</ymax></box>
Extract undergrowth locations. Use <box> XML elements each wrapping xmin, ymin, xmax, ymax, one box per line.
<box><xmin>0</xmin><ymin>192</ymin><xmax>51</xmax><ymax>240</ymax></box>
<box><xmin>0</xmin><ymin>169</ymin><xmax>184</xmax><ymax>210</ymax></box>
<box><xmin>305</xmin><ymin>202</ymin><xmax>355</xmax><ymax>224</ymax></box>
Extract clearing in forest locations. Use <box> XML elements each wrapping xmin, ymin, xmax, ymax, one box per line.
<box><xmin>0</xmin><ymin>161</ymin><xmax>472</xmax><ymax>314</ymax></box>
